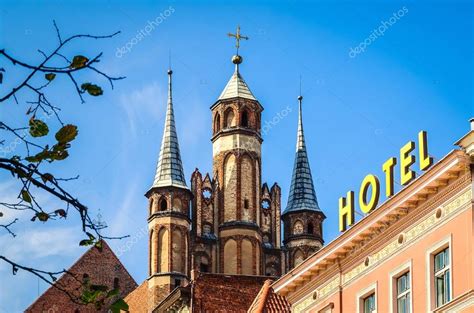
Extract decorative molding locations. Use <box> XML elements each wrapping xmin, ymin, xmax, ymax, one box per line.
<box><xmin>293</xmin><ymin>275</ymin><xmax>339</xmax><ymax>313</ymax></box>
<box><xmin>343</xmin><ymin>187</ymin><xmax>470</xmax><ymax>286</ymax></box>
<box><xmin>290</xmin><ymin>187</ymin><xmax>471</xmax><ymax>312</ymax></box>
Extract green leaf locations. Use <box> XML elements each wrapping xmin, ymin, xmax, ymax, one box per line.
<box><xmin>29</xmin><ymin>119</ymin><xmax>49</xmax><ymax>137</ymax></box>
<box><xmin>81</xmin><ymin>83</ymin><xmax>103</xmax><ymax>96</ymax></box>
<box><xmin>25</xmin><ymin>149</ymin><xmax>50</xmax><ymax>163</ymax></box>
<box><xmin>55</xmin><ymin>209</ymin><xmax>67</xmax><ymax>218</ymax></box>
<box><xmin>45</xmin><ymin>73</ymin><xmax>56</xmax><ymax>81</ymax></box>
<box><xmin>50</xmin><ymin>149</ymin><xmax>69</xmax><ymax>161</ymax></box>
<box><xmin>70</xmin><ymin>55</ymin><xmax>89</xmax><ymax>69</ymax></box>
<box><xmin>21</xmin><ymin>190</ymin><xmax>31</xmax><ymax>203</ymax></box>
<box><xmin>41</xmin><ymin>173</ymin><xmax>54</xmax><ymax>183</ymax></box>
<box><xmin>95</xmin><ymin>240</ymin><xmax>103</xmax><ymax>251</ymax></box>
<box><xmin>79</xmin><ymin>239</ymin><xmax>94</xmax><ymax>246</ymax></box>
<box><xmin>81</xmin><ymin>289</ymin><xmax>102</xmax><ymax>303</ymax></box>
<box><xmin>55</xmin><ymin>124</ymin><xmax>78</xmax><ymax>144</ymax></box>
<box><xmin>36</xmin><ymin>212</ymin><xmax>49</xmax><ymax>222</ymax></box>
<box><xmin>110</xmin><ymin>299</ymin><xmax>129</xmax><ymax>313</ymax></box>
<box><xmin>107</xmin><ymin>288</ymin><xmax>119</xmax><ymax>298</ymax></box>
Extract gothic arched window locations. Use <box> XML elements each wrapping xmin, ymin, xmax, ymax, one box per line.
<box><xmin>214</xmin><ymin>113</ymin><xmax>221</xmax><ymax>133</ymax></box>
<box><xmin>149</xmin><ymin>198</ymin><xmax>154</xmax><ymax>215</ymax></box>
<box><xmin>241</xmin><ymin>110</ymin><xmax>249</xmax><ymax>127</ymax></box>
<box><xmin>159</xmin><ymin>198</ymin><xmax>167</xmax><ymax>211</ymax></box>
<box><xmin>308</xmin><ymin>222</ymin><xmax>314</xmax><ymax>234</ymax></box>
<box><xmin>113</xmin><ymin>277</ymin><xmax>119</xmax><ymax>290</ymax></box>
<box><xmin>293</xmin><ymin>220</ymin><xmax>304</xmax><ymax>235</ymax></box>
<box><xmin>224</xmin><ymin>108</ymin><xmax>235</xmax><ymax>128</ymax></box>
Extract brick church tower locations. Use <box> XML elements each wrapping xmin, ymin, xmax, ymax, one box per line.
<box><xmin>145</xmin><ymin>69</ymin><xmax>192</xmax><ymax>307</ymax></box>
<box><xmin>282</xmin><ymin>95</ymin><xmax>326</xmax><ymax>270</ymax></box>
<box><xmin>211</xmin><ymin>53</ymin><xmax>264</xmax><ymax>275</ymax></box>
<box><xmin>190</xmin><ymin>27</ymin><xmax>284</xmax><ymax>277</ymax></box>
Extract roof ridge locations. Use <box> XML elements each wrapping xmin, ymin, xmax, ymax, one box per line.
<box><xmin>25</xmin><ymin>240</ymin><xmax>136</xmax><ymax>311</ymax></box>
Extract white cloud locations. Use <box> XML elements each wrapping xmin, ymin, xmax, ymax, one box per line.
<box><xmin>0</xmin><ymin>226</ymin><xmax>81</xmax><ymax>267</ymax></box>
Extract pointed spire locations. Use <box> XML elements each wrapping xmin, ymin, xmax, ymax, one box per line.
<box><xmin>283</xmin><ymin>95</ymin><xmax>321</xmax><ymax>215</ymax></box>
<box><xmin>151</xmin><ymin>69</ymin><xmax>188</xmax><ymax>190</ymax></box>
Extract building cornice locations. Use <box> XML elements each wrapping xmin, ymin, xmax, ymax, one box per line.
<box><xmin>273</xmin><ymin>149</ymin><xmax>470</xmax><ymax>295</ymax></box>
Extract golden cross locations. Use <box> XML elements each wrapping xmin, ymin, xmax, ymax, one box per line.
<box><xmin>228</xmin><ymin>25</ymin><xmax>249</xmax><ymax>54</ymax></box>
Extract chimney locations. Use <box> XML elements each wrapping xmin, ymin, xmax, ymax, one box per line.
<box><xmin>454</xmin><ymin>118</ymin><xmax>474</xmax><ymax>156</ymax></box>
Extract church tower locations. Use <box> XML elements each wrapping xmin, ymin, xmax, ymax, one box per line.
<box><xmin>210</xmin><ymin>27</ymin><xmax>264</xmax><ymax>275</ymax></box>
<box><xmin>145</xmin><ymin>69</ymin><xmax>192</xmax><ymax>308</ymax></box>
<box><xmin>282</xmin><ymin>95</ymin><xmax>326</xmax><ymax>270</ymax></box>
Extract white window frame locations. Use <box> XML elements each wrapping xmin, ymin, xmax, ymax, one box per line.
<box><xmin>357</xmin><ymin>282</ymin><xmax>377</xmax><ymax>313</ymax></box>
<box><xmin>426</xmin><ymin>235</ymin><xmax>453</xmax><ymax>311</ymax></box>
<box><xmin>389</xmin><ymin>260</ymin><xmax>413</xmax><ymax>313</ymax></box>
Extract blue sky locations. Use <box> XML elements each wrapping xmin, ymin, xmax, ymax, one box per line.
<box><xmin>0</xmin><ymin>0</ymin><xmax>472</xmax><ymax>311</ymax></box>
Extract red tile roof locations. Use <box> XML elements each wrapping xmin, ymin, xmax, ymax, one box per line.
<box><xmin>248</xmin><ymin>280</ymin><xmax>291</xmax><ymax>313</ymax></box>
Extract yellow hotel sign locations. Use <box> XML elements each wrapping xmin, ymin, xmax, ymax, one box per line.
<box><xmin>339</xmin><ymin>131</ymin><xmax>433</xmax><ymax>232</ymax></box>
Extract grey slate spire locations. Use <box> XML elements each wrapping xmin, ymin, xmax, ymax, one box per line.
<box><xmin>151</xmin><ymin>69</ymin><xmax>188</xmax><ymax>190</ymax></box>
<box><xmin>283</xmin><ymin>95</ymin><xmax>321</xmax><ymax>214</ymax></box>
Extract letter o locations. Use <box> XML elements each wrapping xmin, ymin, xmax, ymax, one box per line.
<box><xmin>359</xmin><ymin>174</ymin><xmax>380</xmax><ymax>214</ymax></box>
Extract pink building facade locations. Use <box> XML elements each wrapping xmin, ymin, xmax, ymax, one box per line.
<box><xmin>272</xmin><ymin>122</ymin><xmax>474</xmax><ymax>313</ymax></box>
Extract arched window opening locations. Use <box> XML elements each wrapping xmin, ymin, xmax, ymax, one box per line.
<box><xmin>308</xmin><ymin>222</ymin><xmax>314</xmax><ymax>234</ymax></box>
<box><xmin>159</xmin><ymin>198</ymin><xmax>167</xmax><ymax>211</ymax></box>
<box><xmin>214</xmin><ymin>113</ymin><xmax>221</xmax><ymax>133</ymax></box>
<box><xmin>241</xmin><ymin>110</ymin><xmax>249</xmax><ymax>127</ymax></box>
<box><xmin>224</xmin><ymin>108</ymin><xmax>235</xmax><ymax>128</ymax></box>
<box><xmin>113</xmin><ymin>277</ymin><xmax>119</xmax><ymax>290</ymax></box>
<box><xmin>293</xmin><ymin>220</ymin><xmax>304</xmax><ymax>235</ymax></box>
<box><xmin>149</xmin><ymin>198</ymin><xmax>154</xmax><ymax>215</ymax></box>
<box><xmin>82</xmin><ymin>273</ymin><xmax>89</xmax><ymax>284</ymax></box>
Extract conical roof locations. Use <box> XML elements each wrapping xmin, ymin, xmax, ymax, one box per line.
<box><xmin>151</xmin><ymin>69</ymin><xmax>188</xmax><ymax>190</ymax></box>
<box><xmin>283</xmin><ymin>96</ymin><xmax>321</xmax><ymax>215</ymax></box>
<box><xmin>218</xmin><ymin>64</ymin><xmax>256</xmax><ymax>101</ymax></box>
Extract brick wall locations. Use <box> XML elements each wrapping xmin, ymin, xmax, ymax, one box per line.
<box><xmin>25</xmin><ymin>241</ymin><xmax>137</xmax><ymax>313</ymax></box>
